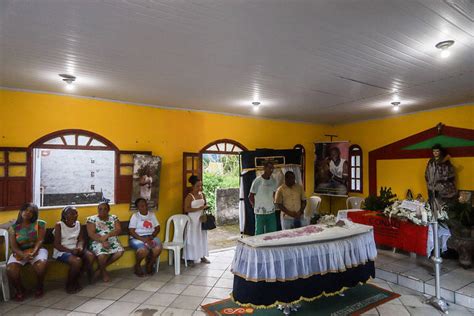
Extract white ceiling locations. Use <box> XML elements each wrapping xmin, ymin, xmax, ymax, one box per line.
<box><xmin>1</xmin><ymin>0</ymin><xmax>473</xmax><ymax>124</ymax></box>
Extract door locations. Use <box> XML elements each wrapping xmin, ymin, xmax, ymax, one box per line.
<box><xmin>182</xmin><ymin>152</ymin><xmax>202</xmax><ymax>212</ymax></box>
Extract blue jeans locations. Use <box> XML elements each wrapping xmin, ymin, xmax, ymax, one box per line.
<box><xmin>129</xmin><ymin>236</ymin><xmax>162</xmax><ymax>250</ymax></box>
<box><xmin>281</xmin><ymin>217</ymin><xmax>309</xmax><ymax>230</ymax></box>
<box><xmin>56</xmin><ymin>252</ymin><xmax>73</xmax><ymax>263</ymax></box>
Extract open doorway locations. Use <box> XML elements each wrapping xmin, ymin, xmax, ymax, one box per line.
<box><xmin>200</xmin><ymin>140</ymin><xmax>247</xmax><ymax>250</ymax></box>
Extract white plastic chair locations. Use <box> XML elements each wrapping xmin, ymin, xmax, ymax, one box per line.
<box><xmin>162</xmin><ymin>215</ymin><xmax>189</xmax><ymax>275</ymax></box>
<box><xmin>346</xmin><ymin>196</ymin><xmax>365</xmax><ymax>209</ymax></box>
<box><xmin>0</xmin><ymin>229</ymin><xmax>10</xmax><ymax>301</ymax></box>
<box><xmin>306</xmin><ymin>196</ymin><xmax>321</xmax><ymax>222</ymax></box>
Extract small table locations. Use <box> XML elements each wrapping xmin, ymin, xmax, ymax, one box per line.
<box><xmin>230</xmin><ymin>224</ymin><xmax>377</xmax><ymax>308</ymax></box>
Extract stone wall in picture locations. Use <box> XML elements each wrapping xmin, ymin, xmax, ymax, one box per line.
<box><xmin>215</xmin><ymin>188</ymin><xmax>239</xmax><ymax>225</ymax></box>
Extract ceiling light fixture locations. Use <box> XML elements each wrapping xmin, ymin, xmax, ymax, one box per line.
<box><xmin>435</xmin><ymin>40</ymin><xmax>455</xmax><ymax>58</ymax></box>
<box><xmin>391</xmin><ymin>101</ymin><xmax>400</xmax><ymax>111</ymax></box>
<box><xmin>59</xmin><ymin>74</ymin><xmax>76</xmax><ymax>90</ymax></box>
<box><xmin>252</xmin><ymin>101</ymin><xmax>260</xmax><ymax>111</ymax></box>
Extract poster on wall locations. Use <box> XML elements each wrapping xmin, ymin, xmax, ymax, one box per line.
<box><xmin>314</xmin><ymin>142</ymin><xmax>350</xmax><ymax>196</ymax></box>
<box><xmin>130</xmin><ymin>154</ymin><xmax>162</xmax><ymax>210</ymax></box>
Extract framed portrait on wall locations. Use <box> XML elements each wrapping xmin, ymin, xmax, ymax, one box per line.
<box><xmin>130</xmin><ymin>154</ymin><xmax>162</xmax><ymax>210</ymax></box>
<box><xmin>314</xmin><ymin>141</ymin><xmax>350</xmax><ymax>196</ymax></box>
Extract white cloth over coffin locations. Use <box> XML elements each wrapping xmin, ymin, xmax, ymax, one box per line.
<box><xmin>231</xmin><ymin>225</ymin><xmax>377</xmax><ymax>282</ymax></box>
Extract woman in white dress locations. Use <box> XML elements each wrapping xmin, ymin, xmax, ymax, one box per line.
<box><xmin>184</xmin><ymin>175</ymin><xmax>210</xmax><ymax>264</ymax></box>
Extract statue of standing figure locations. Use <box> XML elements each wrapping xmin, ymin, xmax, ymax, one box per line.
<box><xmin>425</xmin><ymin>144</ymin><xmax>457</xmax><ymax>218</ymax></box>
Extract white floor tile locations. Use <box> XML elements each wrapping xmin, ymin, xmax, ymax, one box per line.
<box><xmin>206</xmin><ymin>287</ymin><xmax>231</xmax><ymax>299</ymax></box>
<box><xmin>182</xmin><ymin>285</ymin><xmax>212</xmax><ymax>297</ymax></box>
<box><xmin>96</xmin><ymin>287</ymin><xmax>130</xmax><ymax>300</ymax></box>
<box><xmin>132</xmin><ymin>304</ymin><xmax>166</xmax><ymax>315</ymax></box>
<box><xmin>135</xmin><ymin>280</ymin><xmax>166</xmax><ymax>292</ymax></box>
<box><xmin>51</xmin><ymin>295</ymin><xmax>90</xmax><ymax>311</ymax></box>
<box><xmin>161</xmin><ymin>307</ymin><xmax>194</xmax><ymax>316</ymax></box>
<box><xmin>376</xmin><ymin>303</ymin><xmax>410</xmax><ymax>316</ymax></box>
<box><xmin>35</xmin><ymin>308</ymin><xmax>70</xmax><ymax>315</ymax></box>
<box><xmin>158</xmin><ymin>283</ymin><xmax>188</xmax><ymax>294</ymax></box>
<box><xmin>144</xmin><ymin>292</ymin><xmax>178</xmax><ymax>307</ymax></box>
<box><xmin>118</xmin><ymin>290</ymin><xmax>154</xmax><ymax>304</ymax></box>
<box><xmin>169</xmin><ymin>295</ymin><xmax>205</xmax><ymax>310</ymax></box>
<box><xmin>100</xmin><ymin>300</ymin><xmax>141</xmax><ymax>315</ymax></box>
<box><xmin>73</xmin><ymin>298</ymin><xmax>114</xmax><ymax>314</ymax></box>
<box><xmin>8</xmin><ymin>304</ymin><xmax>45</xmax><ymax>315</ymax></box>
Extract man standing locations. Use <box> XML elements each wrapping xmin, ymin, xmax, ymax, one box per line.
<box><xmin>249</xmin><ymin>161</ymin><xmax>278</xmax><ymax>235</ymax></box>
<box><xmin>275</xmin><ymin>171</ymin><xmax>307</xmax><ymax>230</ymax></box>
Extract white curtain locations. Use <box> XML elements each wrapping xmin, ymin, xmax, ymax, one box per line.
<box><xmin>238</xmin><ymin>170</ymin><xmax>249</xmax><ymax>233</ymax></box>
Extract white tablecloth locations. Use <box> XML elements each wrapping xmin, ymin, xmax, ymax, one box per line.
<box><xmin>231</xmin><ymin>223</ymin><xmax>377</xmax><ymax>282</ymax></box>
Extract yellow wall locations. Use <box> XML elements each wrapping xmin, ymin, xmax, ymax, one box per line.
<box><xmin>0</xmin><ymin>89</ymin><xmax>331</xmax><ymax>231</ymax></box>
<box><xmin>1</xmin><ymin>89</ymin><xmax>473</xmax><ymax>274</ymax></box>
<box><xmin>377</xmin><ymin>157</ymin><xmax>473</xmax><ymax>199</ymax></box>
<box><xmin>335</xmin><ymin>104</ymin><xmax>474</xmax><ymax>210</ymax></box>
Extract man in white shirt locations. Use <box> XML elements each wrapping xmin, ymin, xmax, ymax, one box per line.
<box><xmin>249</xmin><ymin>161</ymin><xmax>278</xmax><ymax>235</ymax></box>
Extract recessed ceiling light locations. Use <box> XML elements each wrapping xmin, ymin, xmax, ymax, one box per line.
<box><xmin>252</xmin><ymin>101</ymin><xmax>261</xmax><ymax>111</ymax></box>
<box><xmin>435</xmin><ymin>40</ymin><xmax>455</xmax><ymax>58</ymax></box>
<box><xmin>391</xmin><ymin>101</ymin><xmax>400</xmax><ymax>111</ymax></box>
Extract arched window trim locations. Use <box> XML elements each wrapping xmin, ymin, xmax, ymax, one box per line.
<box><xmin>28</xmin><ymin>129</ymin><xmax>119</xmax><ymax>207</ymax></box>
<box><xmin>293</xmin><ymin>144</ymin><xmax>306</xmax><ymax>189</ymax></box>
<box><xmin>29</xmin><ymin>129</ymin><xmax>118</xmax><ymax>151</ymax></box>
<box><xmin>1</xmin><ymin>129</ymin><xmax>150</xmax><ymax>211</ymax></box>
<box><xmin>349</xmin><ymin>144</ymin><xmax>363</xmax><ymax>193</ymax></box>
<box><xmin>200</xmin><ymin>139</ymin><xmax>247</xmax><ymax>154</ymax></box>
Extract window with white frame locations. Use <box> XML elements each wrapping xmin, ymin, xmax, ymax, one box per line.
<box><xmin>32</xmin><ymin>132</ymin><xmax>116</xmax><ymax>207</ymax></box>
<box><xmin>349</xmin><ymin>145</ymin><xmax>362</xmax><ymax>193</ymax></box>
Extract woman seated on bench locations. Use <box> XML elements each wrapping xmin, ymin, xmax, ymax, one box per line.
<box><xmin>6</xmin><ymin>203</ymin><xmax>48</xmax><ymax>301</ymax></box>
<box><xmin>86</xmin><ymin>201</ymin><xmax>124</xmax><ymax>282</ymax></box>
<box><xmin>129</xmin><ymin>198</ymin><xmax>162</xmax><ymax>276</ymax></box>
<box><xmin>53</xmin><ymin>206</ymin><xmax>95</xmax><ymax>293</ymax></box>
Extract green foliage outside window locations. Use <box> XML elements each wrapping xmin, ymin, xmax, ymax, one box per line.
<box><xmin>202</xmin><ymin>154</ymin><xmax>240</xmax><ymax>214</ymax></box>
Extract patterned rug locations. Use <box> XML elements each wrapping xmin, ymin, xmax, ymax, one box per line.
<box><xmin>202</xmin><ymin>283</ymin><xmax>399</xmax><ymax>315</ymax></box>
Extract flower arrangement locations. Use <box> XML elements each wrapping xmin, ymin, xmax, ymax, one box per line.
<box><xmin>318</xmin><ymin>214</ymin><xmax>336</xmax><ymax>226</ymax></box>
<box><xmin>364</xmin><ymin>187</ymin><xmax>397</xmax><ymax>211</ymax></box>
<box><xmin>383</xmin><ymin>200</ymin><xmax>448</xmax><ymax>226</ymax></box>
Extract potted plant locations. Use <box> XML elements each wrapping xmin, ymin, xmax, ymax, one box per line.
<box><xmin>363</xmin><ymin>187</ymin><xmax>397</xmax><ymax>211</ymax></box>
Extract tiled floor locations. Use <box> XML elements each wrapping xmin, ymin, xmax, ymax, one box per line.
<box><xmin>375</xmin><ymin>248</ymin><xmax>474</xmax><ymax>310</ymax></box>
<box><xmin>1</xmin><ymin>247</ymin><xmax>473</xmax><ymax>315</ymax></box>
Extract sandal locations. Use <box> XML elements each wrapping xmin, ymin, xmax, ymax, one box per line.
<box><xmin>76</xmin><ymin>283</ymin><xmax>83</xmax><ymax>292</ymax></box>
<box><xmin>66</xmin><ymin>286</ymin><xmax>79</xmax><ymax>294</ymax></box>
<box><xmin>34</xmin><ymin>287</ymin><xmax>44</xmax><ymax>298</ymax></box>
<box><xmin>13</xmin><ymin>292</ymin><xmax>25</xmax><ymax>302</ymax></box>
<box><xmin>134</xmin><ymin>265</ymin><xmax>145</xmax><ymax>277</ymax></box>
<box><xmin>102</xmin><ymin>271</ymin><xmax>110</xmax><ymax>283</ymax></box>
<box><xmin>146</xmin><ymin>260</ymin><xmax>155</xmax><ymax>275</ymax></box>
<box><xmin>201</xmin><ymin>257</ymin><xmax>211</xmax><ymax>264</ymax></box>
